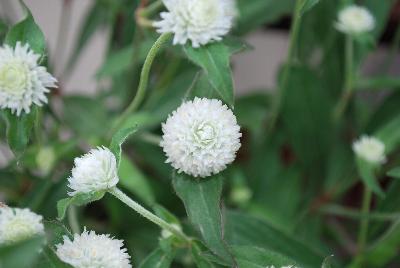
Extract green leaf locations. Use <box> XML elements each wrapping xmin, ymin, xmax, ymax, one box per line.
<box><xmin>5</xmin><ymin>2</ymin><xmax>46</xmax><ymax>54</ymax></box>
<box><xmin>225</xmin><ymin>211</ymin><xmax>325</xmax><ymax>268</ymax></box>
<box><xmin>183</xmin><ymin>42</ymin><xmax>235</xmax><ymax>107</ymax></box>
<box><xmin>118</xmin><ymin>154</ymin><xmax>155</xmax><ymax>206</ymax></box>
<box><xmin>172</xmin><ymin>173</ymin><xmax>236</xmax><ymax>265</ymax></box>
<box><xmin>44</xmin><ymin>221</ymin><xmax>73</xmax><ymax>247</ymax></box>
<box><xmin>109</xmin><ymin>126</ymin><xmax>138</xmax><ymax>166</ymax></box>
<box><xmin>374</xmin><ymin>114</ymin><xmax>400</xmax><ymax>154</ymax></box>
<box><xmin>138</xmin><ymin>247</ymin><xmax>175</xmax><ymax>268</ymax></box>
<box><xmin>191</xmin><ymin>242</ymin><xmax>217</xmax><ymax>268</ymax></box>
<box><xmin>35</xmin><ymin>247</ymin><xmax>73</xmax><ymax>268</ymax></box>
<box><xmin>63</xmin><ymin>96</ymin><xmax>110</xmax><ymax>139</ymax></box>
<box><xmin>57</xmin><ymin>191</ymin><xmax>105</xmax><ymax>220</ymax></box>
<box><xmin>355</xmin><ymin>157</ymin><xmax>385</xmax><ymax>198</ymax></box>
<box><xmin>232</xmin><ymin>246</ymin><xmax>297</xmax><ymax>268</ymax></box>
<box><xmin>1</xmin><ymin>108</ymin><xmax>37</xmax><ymax>157</ymax></box>
<box><xmin>387</xmin><ymin>167</ymin><xmax>400</xmax><ymax>179</ymax></box>
<box><xmin>299</xmin><ymin>0</ymin><xmax>321</xmax><ymax>15</ymax></box>
<box><xmin>0</xmin><ymin>235</ymin><xmax>46</xmax><ymax>268</ymax></box>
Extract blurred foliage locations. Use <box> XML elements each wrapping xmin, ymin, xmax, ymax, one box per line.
<box><xmin>1</xmin><ymin>0</ymin><xmax>400</xmax><ymax>267</ymax></box>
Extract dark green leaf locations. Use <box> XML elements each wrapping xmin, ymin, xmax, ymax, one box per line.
<box><xmin>183</xmin><ymin>42</ymin><xmax>234</xmax><ymax>107</ymax></box>
<box><xmin>355</xmin><ymin>157</ymin><xmax>385</xmax><ymax>197</ymax></box>
<box><xmin>138</xmin><ymin>247</ymin><xmax>175</xmax><ymax>268</ymax></box>
<box><xmin>57</xmin><ymin>191</ymin><xmax>105</xmax><ymax>220</ymax></box>
<box><xmin>226</xmin><ymin>211</ymin><xmax>325</xmax><ymax>268</ymax></box>
<box><xmin>232</xmin><ymin>246</ymin><xmax>297</xmax><ymax>268</ymax></box>
<box><xmin>96</xmin><ymin>46</ymin><xmax>133</xmax><ymax>78</ymax></box>
<box><xmin>0</xmin><ymin>235</ymin><xmax>46</xmax><ymax>268</ymax></box>
<box><xmin>299</xmin><ymin>0</ymin><xmax>321</xmax><ymax>15</ymax></box>
<box><xmin>1</xmin><ymin>108</ymin><xmax>37</xmax><ymax>157</ymax></box>
<box><xmin>375</xmin><ymin>114</ymin><xmax>400</xmax><ymax>154</ymax></box>
<box><xmin>110</xmin><ymin>126</ymin><xmax>138</xmax><ymax>166</ymax></box>
<box><xmin>191</xmin><ymin>242</ymin><xmax>217</xmax><ymax>268</ymax></box>
<box><xmin>5</xmin><ymin>3</ymin><xmax>46</xmax><ymax>54</ymax></box>
<box><xmin>172</xmin><ymin>173</ymin><xmax>236</xmax><ymax>265</ymax></box>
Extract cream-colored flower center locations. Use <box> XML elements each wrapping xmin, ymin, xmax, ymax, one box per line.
<box><xmin>193</xmin><ymin>0</ymin><xmax>218</xmax><ymax>25</ymax></box>
<box><xmin>0</xmin><ymin>60</ymin><xmax>30</xmax><ymax>95</ymax></box>
<box><xmin>4</xmin><ymin>219</ymin><xmax>34</xmax><ymax>242</ymax></box>
<box><xmin>194</xmin><ymin>122</ymin><xmax>216</xmax><ymax>145</ymax></box>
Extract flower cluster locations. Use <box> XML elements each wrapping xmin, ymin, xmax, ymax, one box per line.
<box><xmin>336</xmin><ymin>5</ymin><xmax>375</xmax><ymax>35</ymax></box>
<box><xmin>161</xmin><ymin>98</ymin><xmax>241</xmax><ymax>178</ymax></box>
<box><xmin>0</xmin><ymin>42</ymin><xmax>57</xmax><ymax>116</ymax></box>
<box><xmin>56</xmin><ymin>229</ymin><xmax>132</xmax><ymax>268</ymax></box>
<box><xmin>0</xmin><ymin>206</ymin><xmax>44</xmax><ymax>244</ymax></box>
<box><xmin>153</xmin><ymin>0</ymin><xmax>237</xmax><ymax>47</ymax></box>
<box><xmin>353</xmin><ymin>135</ymin><xmax>386</xmax><ymax>165</ymax></box>
<box><xmin>67</xmin><ymin>147</ymin><xmax>119</xmax><ymax>195</ymax></box>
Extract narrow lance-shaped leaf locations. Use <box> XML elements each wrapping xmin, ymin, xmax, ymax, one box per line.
<box><xmin>57</xmin><ymin>191</ymin><xmax>105</xmax><ymax>220</ymax></box>
<box><xmin>110</xmin><ymin>126</ymin><xmax>138</xmax><ymax>167</ymax></box>
<box><xmin>184</xmin><ymin>42</ymin><xmax>235</xmax><ymax>108</ymax></box>
<box><xmin>172</xmin><ymin>173</ymin><xmax>236</xmax><ymax>265</ymax></box>
<box><xmin>139</xmin><ymin>247</ymin><xmax>175</xmax><ymax>268</ymax></box>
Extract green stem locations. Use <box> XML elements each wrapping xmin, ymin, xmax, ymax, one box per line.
<box><xmin>68</xmin><ymin>205</ymin><xmax>80</xmax><ymax>234</ymax></box>
<box><xmin>268</xmin><ymin>0</ymin><xmax>303</xmax><ymax>133</ymax></box>
<box><xmin>334</xmin><ymin>35</ymin><xmax>354</xmax><ymax>121</ymax></box>
<box><xmin>356</xmin><ymin>186</ymin><xmax>372</xmax><ymax>262</ymax></box>
<box><xmin>108</xmin><ymin>187</ymin><xmax>191</xmax><ymax>243</ymax></box>
<box><xmin>109</xmin><ymin>33</ymin><xmax>172</xmax><ymax>137</ymax></box>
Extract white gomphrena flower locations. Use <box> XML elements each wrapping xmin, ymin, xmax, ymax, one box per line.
<box><xmin>153</xmin><ymin>0</ymin><xmax>237</xmax><ymax>47</ymax></box>
<box><xmin>0</xmin><ymin>42</ymin><xmax>57</xmax><ymax>116</ymax></box>
<box><xmin>161</xmin><ymin>97</ymin><xmax>241</xmax><ymax>178</ymax></box>
<box><xmin>56</xmin><ymin>229</ymin><xmax>132</xmax><ymax>268</ymax></box>
<box><xmin>0</xmin><ymin>206</ymin><xmax>44</xmax><ymax>244</ymax></box>
<box><xmin>353</xmin><ymin>135</ymin><xmax>386</xmax><ymax>165</ymax></box>
<box><xmin>68</xmin><ymin>147</ymin><xmax>119</xmax><ymax>196</ymax></box>
<box><xmin>335</xmin><ymin>5</ymin><xmax>375</xmax><ymax>35</ymax></box>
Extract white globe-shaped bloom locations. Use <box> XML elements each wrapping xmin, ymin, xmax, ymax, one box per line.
<box><xmin>68</xmin><ymin>147</ymin><xmax>119</xmax><ymax>196</ymax></box>
<box><xmin>0</xmin><ymin>206</ymin><xmax>44</xmax><ymax>244</ymax></box>
<box><xmin>161</xmin><ymin>97</ymin><xmax>241</xmax><ymax>178</ymax></box>
<box><xmin>0</xmin><ymin>42</ymin><xmax>57</xmax><ymax>116</ymax></box>
<box><xmin>353</xmin><ymin>135</ymin><xmax>386</xmax><ymax>165</ymax></box>
<box><xmin>56</xmin><ymin>229</ymin><xmax>132</xmax><ymax>268</ymax></box>
<box><xmin>153</xmin><ymin>0</ymin><xmax>237</xmax><ymax>47</ymax></box>
<box><xmin>336</xmin><ymin>5</ymin><xmax>375</xmax><ymax>35</ymax></box>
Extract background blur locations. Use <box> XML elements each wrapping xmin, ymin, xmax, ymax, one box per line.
<box><xmin>1</xmin><ymin>0</ymin><xmax>400</xmax><ymax>96</ymax></box>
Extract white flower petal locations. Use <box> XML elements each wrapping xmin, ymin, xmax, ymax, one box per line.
<box><xmin>68</xmin><ymin>147</ymin><xmax>119</xmax><ymax>195</ymax></box>
<box><xmin>154</xmin><ymin>0</ymin><xmax>237</xmax><ymax>47</ymax></box>
<box><xmin>0</xmin><ymin>42</ymin><xmax>57</xmax><ymax>116</ymax></box>
<box><xmin>56</xmin><ymin>229</ymin><xmax>132</xmax><ymax>268</ymax></box>
<box><xmin>0</xmin><ymin>206</ymin><xmax>44</xmax><ymax>244</ymax></box>
<box><xmin>335</xmin><ymin>5</ymin><xmax>375</xmax><ymax>35</ymax></box>
<box><xmin>161</xmin><ymin>97</ymin><xmax>241</xmax><ymax>178</ymax></box>
<box><xmin>353</xmin><ymin>135</ymin><xmax>386</xmax><ymax>165</ymax></box>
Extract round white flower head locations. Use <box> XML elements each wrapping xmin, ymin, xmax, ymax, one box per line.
<box><xmin>56</xmin><ymin>229</ymin><xmax>132</xmax><ymax>268</ymax></box>
<box><xmin>0</xmin><ymin>206</ymin><xmax>44</xmax><ymax>244</ymax></box>
<box><xmin>335</xmin><ymin>5</ymin><xmax>375</xmax><ymax>35</ymax></box>
<box><xmin>161</xmin><ymin>97</ymin><xmax>241</xmax><ymax>178</ymax></box>
<box><xmin>353</xmin><ymin>135</ymin><xmax>386</xmax><ymax>165</ymax></box>
<box><xmin>153</xmin><ymin>0</ymin><xmax>237</xmax><ymax>47</ymax></box>
<box><xmin>68</xmin><ymin>147</ymin><xmax>119</xmax><ymax>196</ymax></box>
<box><xmin>0</xmin><ymin>42</ymin><xmax>57</xmax><ymax>116</ymax></box>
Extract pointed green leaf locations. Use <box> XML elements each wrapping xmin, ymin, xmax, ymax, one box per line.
<box><xmin>139</xmin><ymin>247</ymin><xmax>175</xmax><ymax>268</ymax></box>
<box><xmin>172</xmin><ymin>173</ymin><xmax>236</xmax><ymax>265</ymax></box>
<box><xmin>110</xmin><ymin>126</ymin><xmax>138</xmax><ymax>166</ymax></box>
<box><xmin>299</xmin><ymin>0</ymin><xmax>321</xmax><ymax>15</ymax></box>
<box><xmin>183</xmin><ymin>42</ymin><xmax>234</xmax><ymax>107</ymax></box>
<box><xmin>1</xmin><ymin>109</ymin><xmax>37</xmax><ymax>157</ymax></box>
<box><xmin>232</xmin><ymin>246</ymin><xmax>298</xmax><ymax>268</ymax></box>
<box><xmin>57</xmin><ymin>191</ymin><xmax>105</xmax><ymax>220</ymax></box>
<box><xmin>5</xmin><ymin>2</ymin><xmax>46</xmax><ymax>54</ymax></box>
